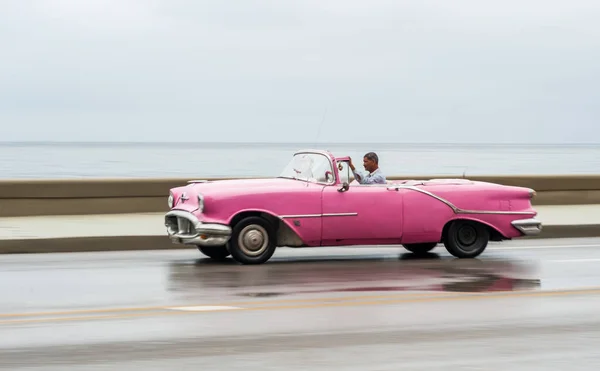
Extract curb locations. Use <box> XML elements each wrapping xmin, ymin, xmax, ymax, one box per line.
<box><xmin>0</xmin><ymin>236</ymin><xmax>172</xmax><ymax>254</ymax></box>
<box><xmin>525</xmin><ymin>224</ymin><xmax>600</xmax><ymax>239</ymax></box>
<box><xmin>0</xmin><ymin>225</ymin><xmax>599</xmax><ymax>254</ymax></box>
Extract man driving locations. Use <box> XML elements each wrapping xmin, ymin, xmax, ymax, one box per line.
<box><xmin>349</xmin><ymin>152</ymin><xmax>387</xmax><ymax>184</ymax></box>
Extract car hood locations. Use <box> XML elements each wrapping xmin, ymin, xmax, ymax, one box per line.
<box><xmin>169</xmin><ymin>177</ymin><xmax>323</xmax><ymax>214</ymax></box>
<box><xmin>180</xmin><ymin>177</ymin><xmax>312</xmax><ymax>196</ymax></box>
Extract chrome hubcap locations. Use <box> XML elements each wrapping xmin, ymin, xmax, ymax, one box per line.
<box><xmin>238</xmin><ymin>225</ymin><xmax>268</xmax><ymax>256</ymax></box>
<box><xmin>457</xmin><ymin>225</ymin><xmax>477</xmax><ymax>249</ymax></box>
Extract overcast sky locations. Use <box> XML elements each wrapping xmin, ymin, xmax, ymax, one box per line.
<box><xmin>1</xmin><ymin>0</ymin><xmax>599</xmax><ymax>143</ymax></box>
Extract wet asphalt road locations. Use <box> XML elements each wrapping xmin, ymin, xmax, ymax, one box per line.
<box><xmin>2</xmin><ymin>238</ymin><xmax>600</xmax><ymax>370</ymax></box>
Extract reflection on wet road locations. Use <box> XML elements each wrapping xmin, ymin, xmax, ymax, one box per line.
<box><xmin>168</xmin><ymin>251</ymin><xmax>541</xmax><ymax>297</ymax></box>
<box><xmin>2</xmin><ymin>238</ymin><xmax>600</xmax><ymax>369</ymax></box>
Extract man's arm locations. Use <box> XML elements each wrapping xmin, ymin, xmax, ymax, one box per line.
<box><xmin>351</xmin><ymin>168</ymin><xmax>365</xmax><ymax>183</ymax></box>
<box><xmin>348</xmin><ymin>157</ymin><xmax>364</xmax><ymax>183</ymax></box>
<box><xmin>361</xmin><ymin>172</ymin><xmax>386</xmax><ymax>184</ymax></box>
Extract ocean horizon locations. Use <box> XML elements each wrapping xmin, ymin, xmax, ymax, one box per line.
<box><xmin>0</xmin><ymin>141</ymin><xmax>598</xmax><ymax>179</ymax></box>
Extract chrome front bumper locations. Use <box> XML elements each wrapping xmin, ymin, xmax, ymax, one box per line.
<box><xmin>512</xmin><ymin>218</ymin><xmax>543</xmax><ymax>236</ymax></box>
<box><xmin>165</xmin><ymin>210</ymin><xmax>232</xmax><ymax>246</ymax></box>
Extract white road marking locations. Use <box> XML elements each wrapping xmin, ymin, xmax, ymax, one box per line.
<box><xmin>488</xmin><ymin>244</ymin><xmax>600</xmax><ymax>250</ymax></box>
<box><xmin>548</xmin><ymin>258</ymin><xmax>600</xmax><ymax>263</ymax></box>
<box><xmin>167</xmin><ymin>306</ymin><xmax>241</xmax><ymax>312</ymax></box>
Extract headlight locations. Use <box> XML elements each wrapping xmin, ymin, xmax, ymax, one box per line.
<box><xmin>168</xmin><ymin>193</ymin><xmax>174</xmax><ymax>208</ymax></box>
<box><xmin>197</xmin><ymin>194</ymin><xmax>204</xmax><ymax>212</ymax></box>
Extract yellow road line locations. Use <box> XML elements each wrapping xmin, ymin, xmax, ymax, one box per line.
<box><xmin>0</xmin><ymin>292</ymin><xmax>452</xmax><ymax>319</ymax></box>
<box><xmin>1</xmin><ymin>287</ymin><xmax>600</xmax><ymax>326</ymax></box>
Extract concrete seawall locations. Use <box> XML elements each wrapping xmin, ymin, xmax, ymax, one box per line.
<box><xmin>1</xmin><ymin>175</ymin><xmax>600</xmax><ymax>217</ymax></box>
<box><xmin>1</xmin><ymin>205</ymin><xmax>600</xmax><ymax>254</ymax></box>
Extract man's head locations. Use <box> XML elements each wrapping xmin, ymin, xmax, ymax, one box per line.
<box><xmin>362</xmin><ymin>152</ymin><xmax>379</xmax><ymax>172</ymax></box>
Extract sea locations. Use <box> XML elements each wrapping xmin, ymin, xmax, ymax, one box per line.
<box><xmin>0</xmin><ymin>142</ymin><xmax>598</xmax><ymax>179</ymax></box>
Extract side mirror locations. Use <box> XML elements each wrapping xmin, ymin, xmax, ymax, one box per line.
<box><xmin>325</xmin><ymin>171</ymin><xmax>334</xmax><ymax>183</ymax></box>
<box><xmin>338</xmin><ymin>182</ymin><xmax>349</xmax><ymax>192</ymax></box>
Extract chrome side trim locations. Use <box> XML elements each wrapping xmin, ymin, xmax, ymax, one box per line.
<box><xmin>279</xmin><ymin>212</ymin><xmax>358</xmax><ymax>219</ymax></box>
<box><xmin>457</xmin><ymin>209</ymin><xmax>535</xmax><ymax>215</ymax></box>
<box><xmin>388</xmin><ymin>185</ymin><xmax>457</xmax><ymax>211</ymax></box>
<box><xmin>387</xmin><ymin>185</ymin><xmax>537</xmax><ymax>215</ymax></box>
<box><xmin>511</xmin><ymin>218</ymin><xmax>543</xmax><ymax>236</ymax></box>
<box><xmin>280</xmin><ymin>214</ymin><xmax>321</xmax><ymax>219</ymax></box>
<box><xmin>322</xmin><ymin>212</ymin><xmax>358</xmax><ymax>217</ymax></box>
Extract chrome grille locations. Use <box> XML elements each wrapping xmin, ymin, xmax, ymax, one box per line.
<box><xmin>177</xmin><ymin>217</ymin><xmax>194</xmax><ymax>235</ymax></box>
<box><xmin>165</xmin><ymin>215</ymin><xmax>196</xmax><ymax>236</ymax></box>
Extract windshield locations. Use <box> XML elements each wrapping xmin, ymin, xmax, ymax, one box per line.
<box><xmin>278</xmin><ymin>152</ymin><xmax>334</xmax><ymax>184</ymax></box>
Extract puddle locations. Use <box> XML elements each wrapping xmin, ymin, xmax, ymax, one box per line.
<box><xmin>237</xmin><ymin>292</ymin><xmax>285</xmax><ymax>297</ymax></box>
<box><xmin>168</xmin><ymin>255</ymin><xmax>541</xmax><ymax>296</ymax></box>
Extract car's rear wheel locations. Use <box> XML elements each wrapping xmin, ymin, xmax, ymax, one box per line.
<box><xmin>402</xmin><ymin>242</ymin><xmax>437</xmax><ymax>254</ymax></box>
<box><xmin>227</xmin><ymin>216</ymin><xmax>277</xmax><ymax>264</ymax></box>
<box><xmin>197</xmin><ymin>245</ymin><xmax>230</xmax><ymax>260</ymax></box>
<box><xmin>443</xmin><ymin>220</ymin><xmax>489</xmax><ymax>258</ymax></box>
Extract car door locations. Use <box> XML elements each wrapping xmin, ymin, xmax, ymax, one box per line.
<box><xmin>320</xmin><ymin>163</ymin><xmax>404</xmax><ymax>245</ymax></box>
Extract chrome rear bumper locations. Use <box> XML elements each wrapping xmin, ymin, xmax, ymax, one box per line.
<box><xmin>165</xmin><ymin>210</ymin><xmax>232</xmax><ymax>246</ymax></box>
<box><xmin>512</xmin><ymin>218</ymin><xmax>543</xmax><ymax>236</ymax></box>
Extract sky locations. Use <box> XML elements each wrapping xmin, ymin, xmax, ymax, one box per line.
<box><xmin>1</xmin><ymin>0</ymin><xmax>599</xmax><ymax>143</ymax></box>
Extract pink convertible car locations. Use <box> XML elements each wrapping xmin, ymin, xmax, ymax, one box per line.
<box><xmin>165</xmin><ymin>149</ymin><xmax>542</xmax><ymax>264</ymax></box>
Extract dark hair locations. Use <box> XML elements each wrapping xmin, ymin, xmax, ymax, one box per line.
<box><xmin>364</xmin><ymin>152</ymin><xmax>378</xmax><ymax>164</ymax></box>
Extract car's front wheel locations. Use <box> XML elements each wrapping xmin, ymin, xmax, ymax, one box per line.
<box><xmin>227</xmin><ymin>216</ymin><xmax>277</xmax><ymax>264</ymax></box>
<box><xmin>443</xmin><ymin>220</ymin><xmax>490</xmax><ymax>258</ymax></box>
<box><xmin>197</xmin><ymin>245</ymin><xmax>230</xmax><ymax>261</ymax></box>
<box><xmin>402</xmin><ymin>242</ymin><xmax>437</xmax><ymax>254</ymax></box>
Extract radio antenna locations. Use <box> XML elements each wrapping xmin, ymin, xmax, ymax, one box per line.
<box><xmin>314</xmin><ymin>107</ymin><xmax>328</xmax><ymax>147</ymax></box>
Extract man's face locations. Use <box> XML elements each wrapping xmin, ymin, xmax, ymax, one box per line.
<box><xmin>363</xmin><ymin>157</ymin><xmax>376</xmax><ymax>172</ymax></box>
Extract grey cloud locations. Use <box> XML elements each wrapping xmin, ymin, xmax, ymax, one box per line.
<box><xmin>1</xmin><ymin>0</ymin><xmax>599</xmax><ymax>143</ymax></box>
